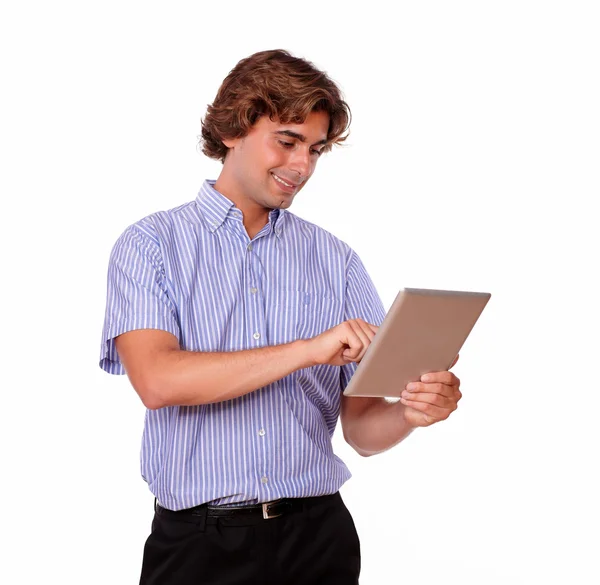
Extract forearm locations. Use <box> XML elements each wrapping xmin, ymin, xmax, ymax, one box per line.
<box><xmin>146</xmin><ymin>340</ymin><xmax>314</xmax><ymax>408</ymax></box>
<box><xmin>344</xmin><ymin>399</ymin><xmax>416</xmax><ymax>457</ymax></box>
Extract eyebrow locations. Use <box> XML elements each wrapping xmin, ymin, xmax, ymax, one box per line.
<box><xmin>273</xmin><ymin>130</ymin><xmax>328</xmax><ymax>147</ymax></box>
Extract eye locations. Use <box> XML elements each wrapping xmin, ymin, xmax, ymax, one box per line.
<box><xmin>278</xmin><ymin>140</ymin><xmax>294</xmax><ymax>149</ymax></box>
<box><xmin>310</xmin><ymin>149</ymin><xmax>323</xmax><ymax>157</ymax></box>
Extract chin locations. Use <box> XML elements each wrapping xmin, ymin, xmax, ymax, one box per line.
<box><xmin>277</xmin><ymin>197</ymin><xmax>295</xmax><ymax>209</ymax></box>
<box><xmin>265</xmin><ymin>192</ymin><xmax>293</xmax><ymax>210</ymax></box>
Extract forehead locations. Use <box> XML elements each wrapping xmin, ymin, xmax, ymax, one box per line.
<box><xmin>256</xmin><ymin>111</ymin><xmax>330</xmax><ymax>142</ymax></box>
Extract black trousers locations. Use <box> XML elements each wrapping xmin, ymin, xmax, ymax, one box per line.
<box><xmin>139</xmin><ymin>492</ymin><xmax>361</xmax><ymax>585</ymax></box>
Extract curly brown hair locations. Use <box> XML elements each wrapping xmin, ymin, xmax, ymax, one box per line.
<box><xmin>200</xmin><ymin>49</ymin><xmax>351</xmax><ymax>163</ymax></box>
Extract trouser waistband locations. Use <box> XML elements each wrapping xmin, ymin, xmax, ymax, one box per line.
<box><xmin>155</xmin><ymin>493</ymin><xmax>339</xmax><ymax>523</ymax></box>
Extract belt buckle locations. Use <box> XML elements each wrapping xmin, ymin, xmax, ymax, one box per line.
<box><xmin>262</xmin><ymin>501</ymin><xmax>283</xmax><ymax>520</ymax></box>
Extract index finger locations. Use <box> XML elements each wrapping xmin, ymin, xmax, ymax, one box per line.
<box><xmin>421</xmin><ymin>371</ymin><xmax>460</xmax><ymax>386</ymax></box>
<box><xmin>355</xmin><ymin>319</ymin><xmax>379</xmax><ymax>336</ymax></box>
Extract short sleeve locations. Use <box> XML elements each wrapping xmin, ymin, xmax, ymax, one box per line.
<box><xmin>340</xmin><ymin>250</ymin><xmax>387</xmax><ymax>391</ymax></box>
<box><xmin>99</xmin><ymin>225</ymin><xmax>180</xmax><ymax>375</ymax></box>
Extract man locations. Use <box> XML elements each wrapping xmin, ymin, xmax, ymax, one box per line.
<box><xmin>100</xmin><ymin>49</ymin><xmax>461</xmax><ymax>585</ymax></box>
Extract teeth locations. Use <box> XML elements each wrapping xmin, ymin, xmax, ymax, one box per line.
<box><xmin>272</xmin><ymin>173</ymin><xmax>293</xmax><ymax>188</ymax></box>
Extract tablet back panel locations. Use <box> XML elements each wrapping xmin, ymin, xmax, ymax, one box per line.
<box><xmin>343</xmin><ymin>288</ymin><xmax>491</xmax><ymax>398</ymax></box>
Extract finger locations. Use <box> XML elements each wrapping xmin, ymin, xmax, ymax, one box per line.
<box><xmin>346</xmin><ymin>320</ymin><xmax>374</xmax><ymax>361</ymax></box>
<box><xmin>341</xmin><ymin>325</ymin><xmax>369</xmax><ymax>361</ymax></box>
<box><xmin>400</xmin><ymin>391</ymin><xmax>458</xmax><ymax>410</ymax></box>
<box><xmin>406</xmin><ymin>381</ymin><xmax>457</xmax><ymax>398</ymax></box>
<box><xmin>368</xmin><ymin>323</ymin><xmax>380</xmax><ymax>335</ymax></box>
<box><xmin>352</xmin><ymin>319</ymin><xmax>377</xmax><ymax>340</ymax></box>
<box><xmin>341</xmin><ymin>333</ymin><xmax>363</xmax><ymax>360</ymax></box>
<box><xmin>350</xmin><ymin>319</ymin><xmax>378</xmax><ymax>344</ymax></box>
<box><xmin>399</xmin><ymin>397</ymin><xmax>454</xmax><ymax>420</ymax></box>
<box><xmin>357</xmin><ymin>320</ymin><xmax>377</xmax><ymax>347</ymax></box>
<box><xmin>354</xmin><ymin>318</ymin><xmax>379</xmax><ymax>336</ymax></box>
<box><xmin>420</xmin><ymin>371</ymin><xmax>460</xmax><ymax>387</ymax></box>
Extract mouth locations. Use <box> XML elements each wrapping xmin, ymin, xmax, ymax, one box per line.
<box><xmin>271</xmin><ymin>172</ymin><xmax>299</xmax><ymax>194</ymax></box>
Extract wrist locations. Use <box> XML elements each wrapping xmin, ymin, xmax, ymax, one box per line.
<box><xmin>292</xmin><ymin>338</ymin><xmax>318</xmax><ymax>368</ymax></box>
<box><xmin>395</xmin><ymin>400</ymin><xmax>418</xmax><ymax>433</ymax></box>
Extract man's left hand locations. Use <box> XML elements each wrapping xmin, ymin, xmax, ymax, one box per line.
<box><xmin>400</xmin><ymin>363</ymin><xmax>462</xmax><ymax>428</ymax></box>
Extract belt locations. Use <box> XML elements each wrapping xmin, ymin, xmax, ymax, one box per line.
<box><xmin>208</xmin><ymin>499</ymin><xmax>300</xmax><ymax>520</ymax></box>
<box><xmin>156</xmin><ymin>493</ymin><xmax>337</xmax><ymax>521</ymax></box>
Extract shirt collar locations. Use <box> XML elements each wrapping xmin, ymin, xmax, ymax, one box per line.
<box><xmin>196</xmin><ymin>180</ymin><xmax>287</xmax><ymax>238</ymax></box>
<box><xmin>196</xmin><ymin>180</ymin><xmax>236</xmax><ymax>233</ymax></box>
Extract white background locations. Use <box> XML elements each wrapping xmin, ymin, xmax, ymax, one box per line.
<box><xmin>1</xmin><ymin>1</ymin><xmax>599</xmax><ymax>583</ymax></box>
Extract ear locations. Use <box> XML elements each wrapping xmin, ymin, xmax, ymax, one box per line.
<box><xmin>222</xmin><ymin>136</ymin><xmax>241</xmax><ymax>149</ymax></box>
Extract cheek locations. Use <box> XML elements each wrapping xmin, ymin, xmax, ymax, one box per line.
<box><xmin>238</xmin><ymin>150</ymin><xmax>276</xmax><ymax>180</ymax></box>
<box><xmin>262</xmin><ymin>142</ymin><xmax>291</xmax><ymax>168</ymax></box>
<box><xmin>267</xmin><ymin>151</ymin><xmax>289</xmax><ymax>170</ymax></box>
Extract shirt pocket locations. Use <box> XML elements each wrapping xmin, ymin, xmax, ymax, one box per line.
<box><xmin>267</xmin><ymin>289</ymin><xmax>343</xmax><ymax>343</ymax></box>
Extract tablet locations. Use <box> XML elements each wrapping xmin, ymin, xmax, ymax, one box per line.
<box><xmin>342</xmin><ymin>288</ymin><xmax>491</xmax><ymax>398</ymax></box>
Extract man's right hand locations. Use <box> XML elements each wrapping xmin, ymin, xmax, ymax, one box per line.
<box><xmin>306</xmin><ymin>319</ymin><xmax>379</xmax><ymax>367</ymax></box>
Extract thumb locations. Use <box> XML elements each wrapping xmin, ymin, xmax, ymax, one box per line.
<box><xmin>342</xmin><ymin>345</ymin><xmax>359</xmax><ymax>361</ymax></box>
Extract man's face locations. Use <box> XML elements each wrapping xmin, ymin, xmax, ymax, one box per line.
<box><xmin>221</xmin><ymin>110</ymin><xmax>330</xmax><ymax>211</ymax></box>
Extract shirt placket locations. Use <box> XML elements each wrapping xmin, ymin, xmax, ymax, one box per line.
<box><xmin>244</xmin><ymin>237</ymin><xmax>273</xmax><ymax>498</ymax></box>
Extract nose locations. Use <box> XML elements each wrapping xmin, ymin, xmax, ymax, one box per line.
<box><xmin>288</xmin><ymin>147</ymin><xmax>312</xmax><ymax>179</ymax></box>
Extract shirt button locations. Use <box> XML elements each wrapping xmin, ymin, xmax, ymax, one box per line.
<box><xmin>261</xmin><ymin>476</ymin><xmax>268</xmax><ymax>484</ymax></box>
<box><xmin>247</xmin><ymin>244</ymin><xmax>253</xmax><ymax>251</ymax></box>
<box><xmin>253</xmin><ymin>332</ymin><xmax>261</xmax><ymax>340</ymax></box>
<box><xmin>250</xmin><ymin>287</ymin><xmax>258</xmax><ymax>294</ymax></box>
<box><xmin>258</xmin><ymin>429</ymin><xmax>266</xmax><ymax>437</ymax></box>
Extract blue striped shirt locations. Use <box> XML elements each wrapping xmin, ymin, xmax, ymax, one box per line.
<box><xmin>100</xmin><ymin>180</ymin><xmax>385</xmax><ymax>511</ymax></box>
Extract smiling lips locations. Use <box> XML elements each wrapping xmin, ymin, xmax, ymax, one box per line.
<box><xmin>271</xmin><ymin>172</ymin><xmax>299</xmax><ymax>189</ymax></box>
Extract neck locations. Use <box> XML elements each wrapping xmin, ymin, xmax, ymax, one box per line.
<box><xmin>213</xmin><ymin>176</ymin><xmax>270</xmax><ymax>240</ymax></box>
